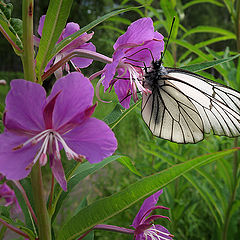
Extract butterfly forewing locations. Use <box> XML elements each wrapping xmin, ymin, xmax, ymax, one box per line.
<box><xmin>142</xmin><ymin>66</ymin><xmax>240</xmax><ymax>143</ymax></box>
<box><xmin>142</xmin><ymin>78</ymin><xmax>204</xmax><ymax>143</ymax></box>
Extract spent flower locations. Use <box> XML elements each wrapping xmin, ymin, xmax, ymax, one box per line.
<box><xmin>0</xmin><ymin>72</ymin><xmax>117</xmax><ymax>191</ymax></box>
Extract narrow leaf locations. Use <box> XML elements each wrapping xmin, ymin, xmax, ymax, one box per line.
<box><xmin>117</xmin><ymin>156</ymin><xmax>142</xmax><ymax>177</ymax></box>
<box><xmin>104</xmin><ymin>100</ymin><xmax>141</xmax><ymax>129</ymax></box>
<box><xmin>180</xmin><ymin>54</ymin><xmax>240</xmax><ymax>72</ymax></box>
<box><xmin>56</xmin><ymin>148</ymin><xmax>237</xmax><ymax>240</ymax></box>
<box><xmin>182</xmin><ymin>0</ymin><xmax>224</xmax><ymax>9</ymax></box>
<box><xmin>182</xmin><ymin>26</ymin><xmax>236</xmax><ymax>39</ymax></box>
<box><xmin>35</xmin><ymin>0</ymin><xmax>73</xmax><ymax>77</ymax></box>
<box><xmin>49</xmin><ymin>7</ymin><xmax>140</xmax><ymax>62</ymax></box>
<box><xmin>51</xmin><ymin>155</ymin><xmax>125</xmax><ymax>222</ymax></box>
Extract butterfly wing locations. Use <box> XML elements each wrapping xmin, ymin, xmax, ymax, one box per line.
<box><xmin>142</xmin><ymin>68</ymin><xmax>240</xmax><ymax>143</ymax></box>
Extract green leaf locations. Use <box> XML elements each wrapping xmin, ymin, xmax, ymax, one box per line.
<box><xmin>140</xmin><ymin>144</ymin><xmax>227</xmax><ymax>227</ymax></box>
<box><xmin>49</xmin><ymin>7</ymin><xmax>141</xmax><ymax>62</ymax></box>
<box><xmin>104</xmin><ymin>101</ymin><xmax>141</xmax><ymax>129</ymax></box>
<box><xmin>0</xmin><ymin>214</ymin><xmax>35</xmax><ymax>240</ymax></box>
<box><xmin>178</xmin><ymin>36</ymin><xmax>235</xmax><ymax>63</ymax></box>
<box><xmin>180</xmin><ymin>54</ymin><xmax>240</xmax><ymax>72</ymax></box>
<box><xmin>0</xmin><ymin>2</ymin><xmax>23</xmax><ymax>51</ymax></box>
<box><xmin>51</xmin><ymin>155</ymin><xmax>125</xmax><ymax>222</ymax></box>
<box><xmin>56</xmin><ymin>148</ymin><xmax>237</xmax><ymax>240</ymax></box>
<box><xmin>182</xmin><ymin>0</ymin><xmax>224</xmax><ymax>9</ymax></box>
<box><xmin>117</xmin><ymin>156</ymin><xmax>142</xmax><ymax>177</ymax></box>
<box><xmin>182</xmin><ymin>26</ymin><xmax>236</xmax><ymax>39</ymax></box>
<box><xmin>12</xmin><ymin>178</ymin><xmax>35</xmax><ymax>231</ymax></box>
<box><xmin>35</xmin><ymin>0</ymin><xmax>73</xmax><ymax>78</ymax></box>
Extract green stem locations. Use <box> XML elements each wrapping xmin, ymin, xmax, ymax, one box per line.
<box><xmin>222</xmin><ymin>138</ymin><xmax>239</xmax><ymax>240</ymax></box>
<box><xmin>222</xmin><ymin>3</ymin><xmax>240</xmax><ymax>238</ymax></box>
<box><xmin>22</xmin><ymin>0</ymin><xmax>36</xmax><ymax>82</ymax></box>
<box><xmin>31</xmin><ymin>162</ymin><xmax>51</xmax><ymax>240</ymax></box>
<box><xmin>236</xmin><ymin>0</ymin><xmax>240</xmax><ymax>52</ymax></box>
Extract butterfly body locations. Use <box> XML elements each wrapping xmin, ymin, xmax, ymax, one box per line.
<box><xmin>141</xmin><ymin>60</ymin><xmax>240</xmax><ymax>143</ymax></box>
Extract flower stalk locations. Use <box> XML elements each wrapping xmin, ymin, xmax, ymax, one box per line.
<box><xmin>31</xmin><ymin>162</ymin><xmax>51</xmax><ymax>240</ymax></box>
<box><xmin>22</xmin><ymin>0</ymin><xmax>36</xmax><ymax>82</ymax></box>
<box><xmin>41</xmin><ymin>49</ymin><xmax>112</xmax><ymax>81</ymax></box>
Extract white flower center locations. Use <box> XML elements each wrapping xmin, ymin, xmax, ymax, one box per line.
<box><xmin>13</xmin><ymin>129</ymin><xmax>84</xmax><ymax>169</ymax></box>
<box><xmin>118</xmin><ymin>62</ymin><xmax>150</xmax><ymax>94</ymax></box>
<box><xmin>143</xmin><ymin>225</ymin><xmax>172</xmax><ymax>240</ymax></box>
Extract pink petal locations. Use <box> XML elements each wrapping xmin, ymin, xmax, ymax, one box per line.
<box><xmin>49</xmin><ymin>72</ymin><xmax>94</xmax><ymax>130</ymax></box>
<box><xmin>102</xmin><ymin>49</ymin><xmax>125</xmax><ymax>90</ymax></box>
<box><xmin>49</xmin><ymin>152</ymin><xmax>67</xmax><ymax>191</ymax></box>
<box><xmin>37</xmin><ymin>15</ymin><xmax>46</xmax><ymax>36</ymax></box>
<box><xmin>62</xmin><ymin>22</ymin><xmax>80</xmax><ymax>38</ymax></box>
<box><xmin>71</xmin><ymin>42</ymin><xmax>96</xmax><ymax>68</ymax></box>
<box><xmin>114</xmin><ymin>18</ymin><xmax>154</xmax><ymax>50</ymax></box>
<box><xmin>0</xmin><ymin>132</ymin><xmax>41</xmax><ymax>180</ymax></box>
<box><xmin>5</xmin><ymin>80</ymin><xmax>46</xmax><ymax>132</ymax></box>
<box><xmin>63</xmin><ymin>118</ymin><xmax>117</xmax><ymax>163</ymax></box>
<box><xmin>114</xmin><ymin>78</ymin><xmax>132</xmax><ymax>109</ymax></box>
<box><xmin>132</xmin><ymin>190</ymin><xmax>163</xmax><ymax>228</ymax></box>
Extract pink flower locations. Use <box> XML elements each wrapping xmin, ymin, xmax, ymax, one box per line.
<box><xmin>37</xmin><ymin>15</ymin><xmax>96</xmax><ymax>77</ymax></box>
<box><xmin>132</xmin><ymin>190</ymin><xmax>173</xmax><ymax>240</ymax></box>
<box><xmin>0</xmin><ymin>72</ymin><xmax>117</xmax><ymax>191</ymax></box>
<box><xmin>0</xmin><ymin>175</ymin><xmax>20</xmax><ymax>213</ymax></box>
<box><xmin>102</xmin><ymin>18</ymin><xmax>164</xmax><ymax>108</ymax></box>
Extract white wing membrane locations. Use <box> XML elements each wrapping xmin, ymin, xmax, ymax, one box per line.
<box><xmin>142</xmin><ymin>69</ymin><xmax>240</xmax><ymax>143</ymax></box>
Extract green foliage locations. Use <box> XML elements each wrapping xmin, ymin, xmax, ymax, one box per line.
<box><xmin>35</xmin><ymin>0</ymin><xmax>74</xmax><ymax>78</ymax></box>
<box><xmin>1</xmin><ymin>0</ymin><xmax>240</xmax><ymax>239</ymax></box>
<box><xmin>0</xmin><ymin>1</ymin><xmax>23</xmax><ymax>52</ymax></box>
<box><xmin>56</xmin><ymin>148</ymin><xmax>237</xmax><ymax>240</ymax></box>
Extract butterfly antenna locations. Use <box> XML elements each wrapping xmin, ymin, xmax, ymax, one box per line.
<box><xmin>160</xmin><ymin>16</ymin><xmax>176</xmax><ymax>63</ymax></box>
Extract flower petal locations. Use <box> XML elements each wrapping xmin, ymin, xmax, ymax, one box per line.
<box><xmin>37</xmin><ymin>15</ymin><xmax>45</xmax><ymax>36</ymax></box>
<box><xmin>132</xmin><ymin>190</ymin><xmax>163</xmax><ymax>228</ymax></box>
<box><xmin>49</xmin><ymin>72</ymin><xmax>94</xmax><ymax>130</ymax></box>
<box><xmin>114</xmin><ymin>78</ymin><xmax>132</xmax><ymax>109</ymax></box>
<box><xmin>71</xmin><ymin>42</ymin><xmax>96</xmax><ymax>68</ymax></box>
<box><xmin>152</xmin><ymin>225</ymin><xmax>173</xmax><ymax>240</ymax></box>
<box><xmin>114</xmin><ymin>18</ymin><xmax>154</xmax><ymax>50</ymax></box>
<box><xmin>63</xmin><ymin>118</ymin><xmax>117</xmax><ymax>163</ymax></box>
<box><xmin>0</xmin><ymin>132</ymin><xmax>41</xmax><ymax>180</ymax></box>
<box><xmin>49</xmin><ymin>152</ymin><xmax>67</xmax><ymax>191</ymax></box>
<box><xmin>5</xmin><ymin>80</ymin><xmax>46</xmax><ymax>132</ymax></box>
<box><xmin>62</xmin><ymin>22</ymin><xmax>80</xmax><ymax>38</ymax></box>
<box><xmin>102</xmin><ymin>49</ymin><xmax>125</xmax><ymax>90</ymax></box>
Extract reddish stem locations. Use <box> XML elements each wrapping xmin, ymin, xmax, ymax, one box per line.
<box><xmin>0</xmin><ymin>25</ymin><xmax>23</xmax><ymax>53</ymax></box>
<box><xmin>0</xmin><ymin>218</ymin><xmax>30</xmax><ymax>238</ymax></box>
<box><xmin>13</xmin><ymin>180</ymin><xmax>38</xmax><ymax>225</ymax></box>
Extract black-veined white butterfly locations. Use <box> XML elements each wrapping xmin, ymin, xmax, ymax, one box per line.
<box><xmin>141</xmin><ymin>62</ymin><xmax>240</xmax><ymax>143</ymax></box>
<box><xmin>141</xmin><ymin>19</ymin><xmax>240</xmax><ymax>143</ymax></box>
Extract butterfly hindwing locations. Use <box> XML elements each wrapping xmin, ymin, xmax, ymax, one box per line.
<box><xmin>142</xmin><ymin>79</ymin><xmax>204</xmax><ymax>143</ymax></box>
<box><xmin>142</xmin><ymin>67</ymin><xmax>240</xmax><ymax>143</ymax></box>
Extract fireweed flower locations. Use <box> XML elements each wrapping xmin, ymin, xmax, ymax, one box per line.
<box><xmin>101</xmin><ymin>17</ymin><xmax>164</xmax><ymax>108</ymax></box>
<box><xmin>0</xmin><ymin>72</ymin><xmax>117</xmax><ymax>191</ymax></box>
<box><xmin>0</xmin><ymin>175</ymin><xmax>20</xmax><ymax>213</ymax></box>
<box><xmin>132</xmin><ymin>190</ymin><xmax>173</xmax><ymax>240</ymax></box>
<box><xmin>37</xmin><ymin>15</ymin><xmax>96</xmax><ymax>77</ymax></box>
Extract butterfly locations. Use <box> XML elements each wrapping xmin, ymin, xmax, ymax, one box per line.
<box><xmin>141</xmin><ymin>60</ymin><xmax>240</xmax><ymax>143</ymax></box>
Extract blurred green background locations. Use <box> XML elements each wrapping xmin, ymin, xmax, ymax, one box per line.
<box><xmin>0</xmin><ymin>0</ymin><xmax>240</xmax><ymax>239</ymax></box>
